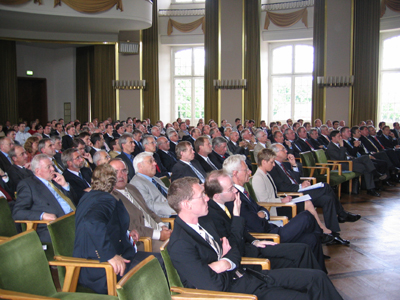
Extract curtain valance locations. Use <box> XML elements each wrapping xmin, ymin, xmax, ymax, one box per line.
<box><xmin>264</xmin><ymin>7</ymin><xmax>308</xmax><ymax>30</ymax></box>
<box><xmin>167</xmin><ymin>16</ymin><xmax>205</xmax><ymax>35</ymax></box>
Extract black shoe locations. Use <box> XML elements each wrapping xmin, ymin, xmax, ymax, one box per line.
<box><xmin>367</xmin><ymin>189</ymin><xmax>381</xmax><ymax>197</ymax></box>
<box><xmin>323</xmin><ymin>254</ymin><xmax>331</xmax><ymax>260</ymax></box>
<box><xmin>338</xmin><ymin>212</ymin><xmax>361</xmax><ymax>223</ymax></box>
<box><xmin>384</xmin><ymin>180</ymin><xmax>395</xmax><ymax>187</ymax></box>
<box><xmin>326</xmin><ymin>235</ymin><xmax>350</xmax><ymax>246</ymax></box>
<box><xmin>321</xmin><ymin>233</ymin><xmax>335</xmax><ymax>244</ymax></box>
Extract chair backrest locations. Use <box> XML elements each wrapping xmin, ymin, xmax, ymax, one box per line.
<box><xmin>245</xmin><ymin>177</ymin><xmax>259</xmax><ymax>202</ymax></box>
<box><xmin>314</xmin><ymin>149</ymin><xmax>328</xmax><ymax>163</ymax></box>
<box><xmin>160</xmin><ymin>176</ymin><xmax>171</xmax><ymax>188</ymax></box>
<box><xmin>249</xmin><ymin>151</ymin><xmax>255</xmax><ymax>163</ymax></box>
<box><xmin>47</xmin><ymin>212</ymin><xmax>76</xmax><ymax>287</ymax></box>
<box><xmin>160</xmin><ymin>246</ymin><xmax>184</xmax><ymax>291</ymax></box>
<box><xmin>0</xmin><ymin>230</ymin><xmax>57</xmax><ymax>296</ymax></box>
<box><xmin>116</xmin><ymin>256</ymin><xmax>171</xmax><ymax>300</ymax></box>
<box><xmin>0</xmin><ymin>197</ymin><xmax>18</xmax><ymax>237</ymax></box>
<box><xmin>299</xmin><ymin>151</ymin><xmax>318</xmax><ymax>177</ymax></box>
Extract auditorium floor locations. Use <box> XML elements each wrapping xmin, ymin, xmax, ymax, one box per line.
<box><xmin>323</xmin><ymin>185</ymin><xmax>400</xmax><ymax>300</ymax></box>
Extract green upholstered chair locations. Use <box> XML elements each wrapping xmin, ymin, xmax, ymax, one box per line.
<box><xmin>0</xmin><ymin>230</ymin><xmax>117</xmax><ymax>300</ymax></box>
<box><xmin>313</xmin><ymin>149</ymin><xmax>361</xmax><ymax>195</ymax></box>
<box><xmin>158</xmin><ymin>243</ymin><xmax>258</xmax><ymax>299</ymax></box>
<box><xmin>249</xmin><ymin>151</ymin><xmax>258</xmax><ymax>174</ymax></box>
<box><xmin>160</xmin><ymin>176</ymin><xmax>171</xmax><ymax>188</ymax></box>
<box><xmin>300</xmin><ymin>151</ymin><xmax>347</xmax><ymax>198</ymax></box>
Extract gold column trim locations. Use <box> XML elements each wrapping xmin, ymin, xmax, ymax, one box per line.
<box><xmin>140</xmin><ymin>30</ymin><xmax>143</xmax><ymax>120</ymax></box>
<box><xmin>217</xmin><ymin>0</ymin><xmax>221</xmax><ymax>124</ymax></box>
<box><xmin>241</xmin><ymin>0</ymin><xmax>245</xmax><ymax>123</ymax></box>
<box><xmin>349</xmin><ymin>0</ymin><xmax>354</xmax><ymax>125</ymax></box>
<box><xmin>115</xmin><ymin>43</ymin><xmax>120</xmax><ymax>120</ymax></box>
<box><xmin>322</xmin><ymin>0</ymin><xmax>328</xmax><ymax>122</ymax></box>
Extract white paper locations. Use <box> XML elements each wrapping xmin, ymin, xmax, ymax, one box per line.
<box><xmin>288</xmin><ymin>194</ymin><xmax>312</xmax><ymax>204</ymax></box>
<box><xmin>298</xmin><ymin>182</ymin><xmax>324</xmax><ymax>192</ymax></box>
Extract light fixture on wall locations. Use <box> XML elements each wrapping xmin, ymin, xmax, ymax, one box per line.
<box><xmin>317</xmin><ymin>76</ymin><xmax>354</xmax><ymax>87</ymax></box>
<box><xmin>112</xmin><ymin>80</ymin><xmax>146</xmax><ymax>90</ymax></box>
<box><xmin>213</xmin><ymin>79</ymin><xmax>247</xmax><ymax>90</ymax></box>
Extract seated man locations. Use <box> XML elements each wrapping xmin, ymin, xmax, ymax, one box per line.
<box><xmin>13</xmin><ymin>154</ymin><xmax>75</xmax><ymax>243</ymax></box>
<box><xmin>223</xmin><ymin>154</ymin><xmax>327</xmax><ymax>272</ymax></box>
<box><xmin>202</xmin><ymin>169</ymin><xmax>321</xmax><ymax>270</ymax></box>
<box><xmin>93</xmin><ymin>150</ymin><xmax>111</xmax><ymax>167</ymax></box>
<box><xmin>130</xmin><ymin>152</ymin><xmax>176</xmax><ymax>218</ymax></box>
<box><xmin>208</xmin><ymin>136</ymin><xmax>230</xmax><ymax>169</ymax></box>
<box><xmin>73</xmin><ymin>164</ymin><xmax>162</xmax><ymax>294</ymax></box>
<box><xmin>116</xmin><ymin>133</ymin><xmax>136</xmax><ymax>181</ymax></box>
<box><xmin>156</xmin><ymin>136</ymin><xmax>177</xmax><ymax>172</ymax></box>
<box><xmin>194</xmin><ymin>136</ymin><xmax>218</xmax><ymax>173</ymax></box>
<box><xmin>167</xmin><ymin>177</ymin><xmax>342</xmax><ymax>300</ymax></box>
<box><xmin>253</xmin><ymin>129</ymin><xmax>271</xmax><ymax>163</ymax></box>
<box><xmin>142</xmin><ymin>135</ymin><xmax>169</xmax><ymax>178</ymax></box>
<box><xmin>8</xmin><ymin>145</ymin><xmax>34</xmax><ymax>195</ymax></box>
<box><xmin>110</xmin><ymin>158</ymin><xmax>171</xmax><ymax>252</ymax></box>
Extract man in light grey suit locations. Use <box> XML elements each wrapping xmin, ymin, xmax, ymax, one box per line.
<box><xmin>109</xmin><ymin>158</ymin><xmax>172</xmax><ymax>252</ymax></box>
<box><xmin>130</xmin><ymin>152</ymin><xmax>176</xmax><ymax>218</ymax></box>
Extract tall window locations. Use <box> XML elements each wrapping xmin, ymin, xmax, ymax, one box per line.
<box><xmin>379</xmin><ymin>32</ymin><xmax>400</xmax><ymax>123</ymax></box>
<box><xmin>172</xmin><ymin>47</ymin><xmax>204</xmax><ymax>123</ymax></box>
<box><xmin>269</xmin><ymin>42</ymin><xmax>313</xmax><ymax>122</ymax></box>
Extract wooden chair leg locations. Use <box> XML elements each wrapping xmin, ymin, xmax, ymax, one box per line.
<box><xmin>349</xmin><ymin>179</ymin><xmax>352</xmax><ymax>195</ymax></box>
<box><xmin>337</xmin><ymin>184</ymin><xmax>341</xmax><ymax>199</ymax></box>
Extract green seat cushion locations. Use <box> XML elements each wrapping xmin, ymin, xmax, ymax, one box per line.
<box><xmin>54</xmin><ymin>292</ymin><xmax>118</xmax><ymax>299</ymax></box>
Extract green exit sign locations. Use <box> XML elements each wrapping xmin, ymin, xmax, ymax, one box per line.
<box><xmin>26</xmin><ymin>70</ymin><xmax>33</xmax><ymax>76</ymax></box>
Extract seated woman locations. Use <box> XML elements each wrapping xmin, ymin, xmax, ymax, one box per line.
<box><xmin>24</xmin><ymin>136</ymin><xmax>40</xmax><ymax>162</ymax></box>
<box><xmin>73</xmin><ymin>164</ymin><xmax>162</xmax><ymax>294</ymax></box>
<box><xmin>252</xmin><ymin>148</ymin><xmax>332</xmax><ymax>235</ymax></box>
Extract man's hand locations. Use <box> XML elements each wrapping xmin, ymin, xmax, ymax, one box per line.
<box><xmin>232</xmin><ymin>191</ymin><xmax>241</xmax><ymax>217</ymax></box>
<box><xmin>301</xmin><ymin>181</ymin><xmax>311</xmax><ymax>188</ymax></box>
<box><xmin>239</xmin><ymin>141</ymin><xmax>247</xmax><ymax>148</ymax></box>
<box><xmin>208</xmin><ymin>260</ymin><xmax>231</xmax><ymax>273</ymax></box>
<box><xmin>257</xmin><ymin>211</ymin><xmax>266</xmax><ymax>218</ymax></box>
<box><xmin>354</xmin><ymin>140</ymin><xmax>361</xmax><ymax>147</ymax></box>
<box><xmin>338</xmin><ymin>137</ymin><xmax>344</xmax><ymax>147</ymax></box>
<box><xmin>53</xmin><ymin>172</ymin><xmax>68</xmax><ymax>187</ymax></box>
<box><xmin>108</xmin><ymin>255</ymin><xmax>130</xmax><ymax>276</ymax></box>
<box><xmin>369</xmin><ymin>155</ymin><xmax>376</xmax><ymax>160</ymax></box>
<box><xmin>253</xmin><ymin>240</ymin><xmax>277</xmax><ymax>248</ymax></box>
<box><xmin>281</xmin><ymin>196</ymin><xmax>292</xmax><ymax>203</ymax></box>
<box><xmin>285</xmin><ymin>140</ymin><xmax>292</xmax><ymax>147</ymax></box>
<box><xmin>160</xmin><ymin>229</ymin><xmax>172</xmax><ymax>241</ymax></box>
<box><xmin>221</xmin><ymin>237</ymin><xmax>231</xmax><ymax>257</ymax></box>
<box><xmin>24</xmin><ymin>162</ymin><xmax>31</xmax><ymax>170</ymax></box>
<box><xmin>129</xmin><ymin>230</ymin><xmax>140</xmax><ymax>242</ymax></box>
<box><xmin>83</xmin><ymin>152</ymin><xmax>93</xmax><ymax>163</ymax></box>
<box><xmin>287</xmin><ymin>154</ymin><xmax>296</xmax><ymax>166</ymax></box>
<box><xmin>42</xmin><ymin>213</ymin><xmax>57</xmax><ymax>221</ymax></box>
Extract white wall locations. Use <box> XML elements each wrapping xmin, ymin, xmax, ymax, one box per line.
<box><xmin>16</xmin><ymin>44</ymin><xmax>76</xmax><ymax>122</ymax></box>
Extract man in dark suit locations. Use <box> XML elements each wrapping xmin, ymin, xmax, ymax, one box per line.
<box><xmin>308</xmin><ymin>128</ymin><xmax>326</xmax><ymax>149</ymax></box>
<box><xmin>62</xmin><ymin>148</ymin><xmax>92</xmax><ymax>205</ymax></box>
<box><xmin>8</xmin><ymin>145</ymin><xmax>34</xmax><ymax>195</ymax></box>
<box><xmin>13</xmin><ymin>154</ymin><xmax>75</xmax><ymax>243</ymax></box>
<box><xmin>167</xmin><ymin>177</ymin><xmax>342</xmax><ymax>299</ymax></box>
<box><xmin>61</xmin><ymin>124</ymin><xmax>75</xmax><ymax>151</ymax></box>
<box><xmin>0</xmin><ymin>137</ymin><xmax>14</xmax><ymax>172</ymax></box>
<box><xmin>167</xmin><ymin>129</ymin><xmax>180</xmax><ymax>155</ymax></box>
<box><xmin>116</xmin><ymin>133</ymin><xmax>136</xmax><ymax>182</ymax></box>
<box><xmin>143</xmin><ymin>135</ymin><xmax>169</xmax><ymax>178</ymax></box>
<box><xmin>295</xmin><ymin>126</ymin><xmax>315</xmax><ymax>152</ymax></box>
<box><xmin>89</xmin><ymin>133</ymin><xmax>105</xmax><ymax>158</ymax></box>
<box><xmin>283</xmin><ymin>128</ymin><xmax>301</xmax><ymax>157</ymax></box>
<box><xmin>223</xmin><ymin>154</ymin><xmax>327</xmax><ymax>272</ymax></box>
<box><xmin>378</xmin><ymin>125</ymin><xmax>400</xmax><ymax>149</ymax></box>
<box><xmin>317</xmin><ymin>125</ymin><xmax>331</xmax><ymax>147</ymax></box>
<box><xmin>156</xmin><ymin>136</ymin><xmax>177</xmax><ymax>172</ymax></box>
<box><xmin>227</xmin><ymin>131</ymin><xmax>247</xmax><ymax>155</ymax></box>
<box><xmin>113</xmin><ymin>123</ymin><xmax>125</xmax><ymax>139</ymax></box>
<box><xmin>171</xmin><ymin>141</ymin><xmax>207</xmax><ymax>183</ymax></box>
<box><xmin>42</xmin><ymin>124</ymin><xmax>52</xmax><ymax>139</ymax></box>
<box><xmin>208</xmin><ymin>136</ymin><xmax>230</xmax><ymax>169</ymax></box>
<box><xmin>103</xmin><ymin>124</ymin><xmax>115</xmax><ymax>148</ymax></box>
<box><xmin>194</xmin><ymin>136</ymin><xmax>218</xmax><ymax>173</ymax></box>
<box><xmin>392</xmin><ymin>122</ymin><xmax>400</xmax><ymax>139</ymax></box>
<box><xmin>327</xmin><ymin>130</ymin><xmax>381</xmax><ymax>196</ymax></box>
<box><xmin>186</xmin><ymin>128</ymin><xmax>201</xmax><ymax>147</ymax></box>
<box><xmin>270</xmin><ymin>143</ymin><xmax>361</xmax><ymax>227</ymax></box>
<box><xmin>132</xmin><ymin>129</ymin><xmax>144</xmax><ymax>157</ymax></box>
<box><xmin>203</xmin><ymin>169</ymin><xmax>321</xmax><ymax>270</ymax></box>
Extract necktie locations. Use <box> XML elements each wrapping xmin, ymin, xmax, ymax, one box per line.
<box><xmin>305</xmin><ymin>140</ymin><xmax>314</xmax><ymax>150</ymax></box>
<box><xmin>79</xmin><ymin>172</ymin><xmax>90</xmax><ymax>187</ymax></box>
<box><xmin>48</xmin><ymin>181</ymin><xmax>76</xmax><ymax>211</ymax></box>
<box><xmin>243</xmin><ymin>190</ymin><xmax>250</xmax><ymax>199</ymax></box>
<box><xmin>224</xmin><ymin>206</ymin><xmax>231</xmax><ymax>218</ymax></box>
<box><xmin>189</xmin><ymin>163</ymin><xmax>205</xmax><ymax>183</ymax></box>
<box><xmin>52</xmin><ymin>158</ymin><xmax>64</xmax><ymax>173</ymax></box>
<box><xmin>373</xmin><ymin>136</ymin><xmax>385</xmax><ymax>149</ymax></box>
<box><xmin>155</xmin><ymin>163</ymin><xmax>161</xmax><ymax>173</ymax></box>
<box><xmin>152</xmin><ymin>178</ymin><xmax>168</xmax><ymax>198</ymax></box>
<box><xmin>266</xmin><ymin>173</ymin><xmax>278</xmax><ymax>198</ymax></box>
<box><xmin>206</xmin><ymin>157</ymin><xmax>218</xmax><ymax>170</ymax></box>
<box><xmin>280</xmin><ymin>163</ymin><xmax>298</xmax><ymax>184</ymax></box>
<box><xmin>167</xmin><ymin>151</ymin><xmax>177</xmax><ymax>162</ymax></box>
<box><xmin>198</xmin><ymin>225</ymin><xmax>221</xmax><ymax>259</ymax></box>
<box><xmin>6</xmin><ymin>154</ymin><xmax>12</xmax><ymax>164</ymax></box>
<box><xmin>365</xmin><ymin>137</ymin><xmax>379</xmax><ymax>152</ymax></box>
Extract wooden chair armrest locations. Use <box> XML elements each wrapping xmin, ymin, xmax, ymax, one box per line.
<box><xmin>328</xmin><ymin>160</ymin><xmax>353</xmax><ymax>171</ymax></box>
<box><xmin>161</xmin><ymin>217</ymin><xmax>175</xmax><ymax>230</ymax></box>
<box><xmin>0</xmin><ymin>289</ymin><xmax>60</xmax><ymax>300</ymax></box>
<box><xmin>270</xmin><ymin>216</ymin><xmax>288</xmax><ymax>225</ymax></box>
<box><xmin>138</xmin><ymin>236</ymin><xmax>152</xmax><ymax>252</ymax></box>
<box><xmin>14</xmin><ymin>220</ymin><xmax>50</xmax><ymax>231</ymax></box>
<box><xmin>170</xmin><ymin>287</ymin><xmax>257</xmax><ymax>299</ymax></box>
<box><xmin>54</xmin><ymin>255</ymin><xmax>100</xmax><ymax>263</ymax></box>
<box><xmin>241</xmin><ymin>257</ymin><xmax>270</xmax><ymax>270</ymax></box>
<box><xmin>277</xmin><ymin>192</ymin><xmax>303</xmax><ymax>196</ymax></box>
<box><xmin>300</xmin><ymin>177</ymin><xmax>316</xmax><ymax>185</ymax></box>
<box><xmin>315</xmin><ymin>162</ymin><xmax>339</xmax><ymax>166</ymax></box>
<box><xmin>258</xmin><ymin>202</ymin><xmax>297</xmax><ymax>218</ymax></box>
<box><xmin>250</xmin><ymin>233</ymin><xmax>280</xmax><ymax>243</ymax></box>
<box><xmin>50</xmin><ymin>258</ymin><xmax>116</xmax><ymax>296</ymax></box>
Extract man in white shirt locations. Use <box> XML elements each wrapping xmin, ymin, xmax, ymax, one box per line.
<box><xmin>15</xmin><ymin>122</ymin><xmax>31</xmax><ymax>146</ymax></box>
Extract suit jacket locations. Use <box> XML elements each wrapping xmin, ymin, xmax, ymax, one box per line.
<box><xmin>170</xmin><ymin>160</ymin><xmax>207</xmax><ymax>183</ymax></box>
<box><xmin>153</xmin><ymin>152</ymin><xmax>169</xmax><ymax>178</ymax></box>
<box><xmin>378</xmin><ymin>134</ymin><xmax>397</xmax><ymax>149</ymax></box>
<box><xmin>62</xmin><ymin>168</ymin><xmax>92</xmax><ymax>205</ymax></box>
<box><xmin>326</xmin><ymin>142</ymin><xmax>348</xmax><ymax>161</ymax></box>
<box><xmin>168</xmin><ymin>216</ymin><xmax>242</xmax><ymax>292</ymax></box>
<box><xmin>268</xmin><ymin>161</ymin><xmax>303</xmax><ymax>193</ymax></box>
<box><xmin>391</xmin><ymin>129</ymin><xmax>400</xmax><ymax>139</ymax></box>
<box><xmin>208</xmin><ymin>151</ymin><xmax>229</xmax><ymax>170</ymax></box>
<box><xmin>117</xmin><ymin>152</ymin><xmax>135</xmax><ymax>182</ymax></box>
<box><xmin>169</xmin><ymin>141</ymin><xmax>178</xmax><ymax>156</ymax></box>
<box><xmin>227</xmin><ymin>140</ymin><xmax>246</xmax><ymax>155</ymax></box>
<box><xmin>42</xmin><ymin>133</ymin><xmax>51</xmax><ymax>139</ymax></box>
<box><xmin>360</xmin><ymin>135</ymin><xmax>382</xmax><ymax>152</ymax></box>
<box><xmin>73</xmin><ymin>190</ymin><xmax>136</xmax><ymax>294</ymax></box>
<box><xmin>132</xmin><ymin>140</ymin><xmax>144</xmax><ymax>157</ymax></box>
<box><xmin>129</xmin><ymin>174</ymin><xmax>175</xmax><ymax>217</ymax></box>
<box><xmin>0</xmin><ymin>151</ymin><xmax>12</xmax><ymax>172</ymax></box>
<box><xmin>157</xmin><ymin>149</ymin><xmax>177</xmax><ymax>172</ymax></box>
<box><xmin>194</xmin><ymin>152</ymin><xmax>216</xmax><ymax>173</ymax></box>
<box><xmin>294</xmin><ymin>138</ymin><xmax>314</xmax><ymax>152</ymax></box>
<box><xmin>317</xmin><ymin>135</ymin><xmax>330</xmax><ymax>147</ymax></box>
<box><xmin>103</xmin><ymin>133</ymin><xmax>114</xmax><ymax>148</ymax></box>
<box><xmin>61</xmin><ymin>135</ymin><xmax>73</xmax><ymax>150</ymax></box>
<box><xmin>252</xmin><ymin>168</ymin><xmax>281</xmax><ymax>216</ymax></box>
<box><xmin>308</xmin><ymin>138</ymin><xmax>324</xmax><ymax>150</ymax></box>
<box><xmin>111</xmin><ymin>184</ymin><xmax>163</xmax><ymax>238</ymax></box>
<box><xmin>13</xmin><ymin>176</ymin><xmax>74</xmax><ymax>243</ymax></box>
<box><xmin>253</xmin><ymin>143</ymin><xmax>267</xmax><ymax>163</ymax></box>
<box><xmin>7</xmin><ymin>164</ymin><xmax>34</xmax><ymax>195</ymax></box>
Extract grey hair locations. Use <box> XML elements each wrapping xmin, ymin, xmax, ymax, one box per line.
<box><xmin>93</xmin><ymin>150</ymin><xmax>108</xmax><ymax>166</ymax></box>
<box><xmin>255</xmin><ymin>129</ymin><xmax>264</xmax><ymax>139</ymax></box>
<box><xmin>61</xmin><ymin>148</ymin><xmax>79</xmax><ymax>167</ymax></box>
<box><xmin>31</xmin><ymin>154</ymin><xmax>51</xmax><ymax>173</ymax></box>
<box><xmin>156</xmin><ymin>136</ymin><xmax>168</xmax><ymax>147</ymax></box>
<box><xmin>142</xmin><ymin>135</ymin><xmax>155</xmax><ymax>147</ymax></box>
<box><xmin>133</xmin><ymin>152</ymin><xmax>154</xmax><ymax>173</ymax></box>
<box><xmin>118</xmin><ymin>133</ymin><xmax>134</xmax><ymax>149</ymax></box>
<box><xmin>223</xmin><ymin>154</ymin><xmax>246</xmax><ymax>177</ymax></box>
<box><xmin>309</xmin><ymin>128</ymin><xmax>318</xmax><ymax>135</ymax></box>
<box><xmin>8</xmin><ymin>145</ymin><xmax>23</xmax><ymax>159</ymax></box>
<box><xmin>270</xmin><ymin>143</ymin><xmax>283</xmax><ymax>153</ymax></box>
<box><xmin>212</xmin><ymin>136</ymin><xmax>227</xmax><ymax>149</ymax></box>
<box><xmin>50</xmin><ymin>136</ymin><xmax>61</xmax><ymax>144</ymax></box>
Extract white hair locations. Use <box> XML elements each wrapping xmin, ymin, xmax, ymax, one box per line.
<box><xmin>31</xmin><ymin>154</ymin><xmax>51</xmax><ymax>173</ymax></box>
<box><xmin>223</xmin><ymin>154</ymin><xmax>246</xmax><ymax>177</ymax></box>
<box><xmin>133</xmin><ymin>152</ymin><xmax>154</xmax><ymax>173</ymax></box>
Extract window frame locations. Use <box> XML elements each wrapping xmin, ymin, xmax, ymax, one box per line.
<box><xmin>171</xmin><ymin>46</ymin><xmax>205</xmax><ymax>124</ymax></box>
<box><xmin>268</xmin><ymin>40</ymin><xmax>313</xmax><ymax>123</ymax></box>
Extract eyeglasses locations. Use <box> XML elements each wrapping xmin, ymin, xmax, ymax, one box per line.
<box><xmin>115</xmin><ymin>169</ymin><xmax>128</xmax><ymax>174</ymax></box>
